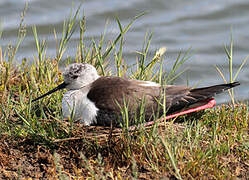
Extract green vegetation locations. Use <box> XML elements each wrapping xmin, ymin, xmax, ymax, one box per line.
<box><xmin>0</xmin><ymin>7</ymin><xmax>248</xmax><ymax>179</ymax></box>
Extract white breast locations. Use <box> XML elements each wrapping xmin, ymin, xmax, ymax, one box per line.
<box><xmin>61</xmin><ymin>90</ymin><xmax>98</xmax><ymax>126</ymax></box>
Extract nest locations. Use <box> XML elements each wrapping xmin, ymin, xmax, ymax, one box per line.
<box><xmin>52</xmin><ymin>111</ymin><xmax>205</xmax><ymax>144</ymax></box>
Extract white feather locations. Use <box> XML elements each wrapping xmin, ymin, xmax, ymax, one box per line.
<box><xmin>138</xmin><ymin>80</ymin><xmax>160</xmax><ymax>87</ymax></box>
<box><xmin>62</xmin><ymin>89</ymin><xmax>98</xmax><ymax>126</ymax></box>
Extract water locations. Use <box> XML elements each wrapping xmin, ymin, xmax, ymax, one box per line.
<box><xmin>0</xmin><ymin>0</ymin><xmax>248</xmax><ymax>103</ymax></box>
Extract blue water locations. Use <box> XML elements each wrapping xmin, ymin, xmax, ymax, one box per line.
<box><xmin>0</xmin><ymin>0</ymin><xmax>248</xmax><ymax>103</ymax></box>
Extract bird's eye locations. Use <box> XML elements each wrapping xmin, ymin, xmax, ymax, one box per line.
<box><xmin>72</xmin><ymin>75</ymin><xmax>78</xmax><ymax>79</ymax></box>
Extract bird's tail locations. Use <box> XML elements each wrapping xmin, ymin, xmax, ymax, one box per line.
<box><xmin>190</xmin><ymin>81</ymin><xmax>240</xmax><ymax>98</ymax></box>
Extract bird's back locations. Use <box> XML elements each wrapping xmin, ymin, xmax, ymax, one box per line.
<box><xmin>87</xmin><ymin>77</ymin><xmax>161</xmax><ymax>112</ymax></box>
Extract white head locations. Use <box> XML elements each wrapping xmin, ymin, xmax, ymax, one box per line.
<box><xmin>63</xmin><ymin>63</ymin><xmax>100</xmax><ymax>90</ymax></box>
<box><xmin>32</xmin><ymin>63</ymin><xmax>100</xmax><ymax>102</ymax></box>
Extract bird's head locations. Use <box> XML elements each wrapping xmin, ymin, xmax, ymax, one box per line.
<box><xmin>32</xmin><ymin>63</ymin><xmax>100</xmax><ymax>102</ymax></box>
<box><xmin>63</xmin><ymin>63</ymin><xmax>100</xmax><ymax>90</ymax></box>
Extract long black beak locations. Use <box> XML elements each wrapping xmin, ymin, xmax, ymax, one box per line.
<box><xmin>32</xmin><ymin>82</ymin><xmax>67</xmax><ymax>103</ymax></box>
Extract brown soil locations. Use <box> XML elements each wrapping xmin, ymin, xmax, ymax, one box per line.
<box><xmin>0</xmin><ymin>125</ymin><xmax>178</xmax><ymax>179</ymax></box>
